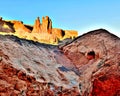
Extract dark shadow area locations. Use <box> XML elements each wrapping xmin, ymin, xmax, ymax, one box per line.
<box><xmin>87</xmin><ymin>50</ymin><xmax>95</xmax><ymax>59</ymax></box>
<box><xmin>61</xmin><ymin>30</ymin><xmax>65</xmax><ymax>37</ymax></box>
<box><xmin>25</xmin><ymin>24</ymin><xmax>33</xmax><ymax>31</ymax></box>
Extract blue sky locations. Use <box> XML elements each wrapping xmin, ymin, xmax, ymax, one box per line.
<box><xmin>0</xmin><ymin>0</ymin><xmax>120</xmax><ymax>37</ymax></box>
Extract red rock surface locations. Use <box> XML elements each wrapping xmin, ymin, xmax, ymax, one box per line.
<box><xmin>0</xmin><ymin>61</ymin><xmax>80</xmax><ymax>96</ymax></box>
<box><xmin>0</xmin><ymin>35</ymin><xmax>80</xmax><ymax>96</ymax></box>
<box><xmin>62</xmin><ymin>29</ymin><xmax>120</xmax><ymax>96</ymax></box>
<box><xmin>0</xmin><ymin>28</ymin><xmax>119</xmax><ymax>96</ymax></box>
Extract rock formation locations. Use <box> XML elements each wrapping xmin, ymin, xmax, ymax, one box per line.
<box><xmin>0</xmin><ymin>19</ymin><xmax>15</xmax><ymax>33</ymax></box>
<box><xmin>41</xmin><ymin>16</ymin><xmax>52</xmax><ymax>34</ymax></box>
<box><xmin>32</xmin><ymin>17</ymin><xmax>41</xmax><ymax>33</ymax></box>
<box><xmin>0</xmin><ymin>16</ymin><xmax>78</xmax><ymax>44</ymax></box>
<box><xmin>8</xmin><ymin>21</ymin><xmax>31</xmax><ymax>39</ymax></box>
<box><xmin>52</xmin><ymin>29</ymin><xmax>78</xmax><ymax>41</ymax></box>
<box><xmin>0</xmin><ymin>35</ymin><xmax>80</xmax><ymax>95</ymax></box>
<box><xmin>64</xmin><ymin>30</ymin><xmax>78</xmax><ymax>39</ymax></box>
<box><xmin>31</xmin><ymin>16</ymin><xmax>78</xmax><ymax>44</ymax></box>
<box><xmin>52</xmin><ymin>28</ymin><xmax>65</xmax><ymax>40</ymax></box>
<box><xmin>62</xmin><ymin>29</ymin><xmax>120</xmax><ymax>95</ymax></box>
<box><xmin>0</xmin><ymin>29</ymin><xmax>119</xmax><ymax>95</ymax></box>
<box><xmin>11</xmin><ymin>20</ymin><xmax>31</xmax><ymax>33</ymax></box>
<box><xmin>32</xmin><ymin>16</ymin><xmax>52</xmax><ymax>34</ymax></box>
<box><xmin>31</xmin><ymin>16</ymin><xmax>58</xmax><ymax>44</ymax></box>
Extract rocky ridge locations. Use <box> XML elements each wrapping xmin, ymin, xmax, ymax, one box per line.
<box><xmin>0</xmin><ymin>16</ymin><xmax>78</xmax><ymax>44</ymax></box>
<box><xmin>0</xmin><ymin>29</ymin><xmax>119</xmax><ymax>95</ymax></box>
<box><xmin>62</xmin><ymin>29</ymin><xmax>120</xmax><ymax>95</ymax></box>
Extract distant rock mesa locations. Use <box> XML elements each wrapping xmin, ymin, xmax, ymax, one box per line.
<box><xmin>0</xmin><ymin>16</ymin><xmax>78</xmax><ymax>44</ymax></box>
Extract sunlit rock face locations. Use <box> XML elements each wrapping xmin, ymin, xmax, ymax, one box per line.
<box><xmin>31</xmin><ymin>16</ymin><xmax>58</xmax><ymax>44</ymax></box>
<box><xmin>32</xmin><ymin>17</ymin><xmax>41</xmax><ymax>33</ymax></box>
<box><xmin>0</xmin><ymin>16</ymin><xmax>78</xmax><ymax>45</ymax></box>
<box><xmin>11</xmin><ymin>20</ymin><xmax>32</xmax><ymax>39</ymax></box>
<box><xmin>41</xmin><ymin>16</ymin><xmax>52</xmax><ymax>34</ymax></box>
<box><xmin>52</xmin><ymin>28</ymin><xmax>78</xmax><ymax>41</ymax></box>
<box><xmin>0</xmin><ymin>18</ymin><xmax>15</xmax><ymax>33</ymax></box>
<box><xmin>32</xmin><ymin>16</ymin><xmax>52</xmax><ymax>33</ymax></box>
<box><xmin>11</xmin><ymin>21</ymin><xmax>31</xmax><ymax>33</ymax></box>
<box><xmin>52</xmin><ymin>28</ymin><xmax>65</xmax><ymax>40</ymax></box>
<box><xmin>64</xmin><ymin>30</ymin><xmax>78</xmax><ymax>39</ymax></box>
<box><xmin>31</xmin><ymin>16</ymin><xmax>78</xmax><ymax>44</ymax></box>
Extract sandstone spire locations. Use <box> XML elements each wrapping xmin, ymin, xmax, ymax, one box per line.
<box><xmin>32</xmin><ymin>16</ymin><xmax>52</xmax><ymax>34</ymax></box>
<box><xmin>32</xmin><ymin>17</ymin><xmax>41</xmax><ymax>33</ymax></box>
<box><xmin>41</xmin><ymin>16</ymin><xmax>52</xmax><ymax>34</ymax></box>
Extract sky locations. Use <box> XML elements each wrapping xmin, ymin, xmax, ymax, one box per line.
<box><xmin>0</xmin><ymin>0</ymin><xmax>120</xmax><ymax>37</ymax></box>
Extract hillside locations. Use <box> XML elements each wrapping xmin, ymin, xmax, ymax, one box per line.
<box><xmin>62</xmin><ymin>29</ymin><xmax>120</xmax><ymax>95</ymax></box>
<box><xmin>0</xmin><ymin>25</ymin><xmax>119</xmax><ymax>95</ymax></box>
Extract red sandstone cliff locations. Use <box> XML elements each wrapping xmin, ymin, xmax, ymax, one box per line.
<box><xmin>0</xmin><ymin>16</ymin><xmax>78</xmax><ymax>44</ymax></box>
<box><xmin>31</xmin><ymin>16</ymin><xmax>78</xmax><ymax>44</ymax></box>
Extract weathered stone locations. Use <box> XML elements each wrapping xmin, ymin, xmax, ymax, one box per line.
<box><xmin>62</xmin><ymin>29</ymin><xmax>120</xmax><ymax>96</ymax></box>
<box><xmin>0</xmin><ymin>18</ymin><xmax>15</xmax><ymax>33</ymax></box>
<box><xmin>0</xmin><ymin>29</ymin><xmax>119</xmax><ymax>95</ymax></box>
<box><xmin>64</xmin><ymin>30</ymin><xmax>78</xmax><ymax>39</ymax></box>
<box><xmin>32</xmin><ymin>17</ymin><xmax>41</xmax><ymax>33</ymax></box>
<box><xmin>41</xmin><ymin>16</ymin><xmax>52</xmax><ymax>34</ymax></box>
<box><xmin>52</xmin><ymin>28</ymin><xmax>65</xmax><ymax>40</ymax></box>
<box><xmin>32</xmin><ymin>16</ymin><xmax>52</xmax><ymax>34</ymax></box>
<box><xmin>0</xmin><ymin>16</ymin><xmax>78</xmax><ymax>45</ymax></box>
<box><xmin>11</xmin><ymin>20</ymin><xmax>31</xmax><ymax>33</ymax></box>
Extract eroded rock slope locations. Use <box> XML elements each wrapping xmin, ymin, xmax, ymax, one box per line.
<box><xmin>0</xmin><ymin>35</ymin><xmax>80</xmax><ymax>96</ymax></box>
<box><xmin>0</xmin><ymin>29</ymin><xmax>119</xmax><ymax>96</ymax></box>
<box><xmin>62</xmin><ymin>29</ymin><xmax>120</xmax><ymax>96</ymax></box>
